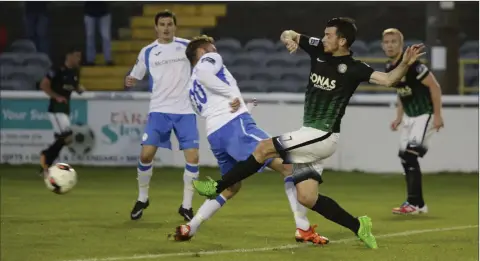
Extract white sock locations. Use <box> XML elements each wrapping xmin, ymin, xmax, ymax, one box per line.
<box><xmin>182</xmin><ymin>163</ymin><xmax>199</xmax><ymax>209</ymax></box>
<box><xmin>284</xmin><ymin>176</ymin><xmax>310</xmax><ymax>231</ymax></box>
<box><xmin>137</xmin><ymin>161</ymin><xmax>153</xmax><ymax>203</ymax></box>
<box><xmin>187</xmin><ymin>194</ymin><xmax>226</xmax><ymax>236</ymax></box>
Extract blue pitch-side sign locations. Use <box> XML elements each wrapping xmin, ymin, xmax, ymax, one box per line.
<box><xmin>1</xmin><ymin>99</ymin><xmax>87</xmax><ymax>130</ymax></box>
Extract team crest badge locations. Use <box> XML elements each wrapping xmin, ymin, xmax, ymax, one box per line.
<box><xmin>337</xmin><ymin>64</ymin><xmax>347</xmax><ymax>74</ymax></box>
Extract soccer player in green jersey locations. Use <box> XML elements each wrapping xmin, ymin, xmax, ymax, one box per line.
<box><xmin>39</xmin><ymin>47</ymin><xmax>84</xmax><ymax>177</ymax></box>
<box><xmin>382</xmin><ymin>28</ymin><xmax>444</xmax><ymax>215</ymax></box>
<box><xmin>193</xmin><ymin>17</ymin><xmax>425</xmax><ymax>249</ymax></box>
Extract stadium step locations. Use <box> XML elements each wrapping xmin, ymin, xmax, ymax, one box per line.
<box><xmin>142</xmin><ymin>4</ymin><xmax>227</xmax><ymax>16</ymax></box>
<box><xmin>131</xmin><ymin>28</ymin><xmax>201</xmax><ymax>40</ymax></box>
<box><xmin>131</xmin><ymin>15</ymin><xmax>217</xmax><ymax>28</ymax></box>
<box><xmin>81</xmin><ymin>78</ymin><xmax>125</xmax><ymax>91</ymax></box>
<box><xmin>81</xmin><ymin>66</ymin><xmax>131</xmax><ymax>78</ymax></box>
<box><xmin>111</xmin><ymin>40</ymin><xmax>152</xmax><ymax>52</ymax></box>
<box><xmin>95</xmin><ymin>53</ymin><xmax>137</xmax><ymax>66</ymax></box>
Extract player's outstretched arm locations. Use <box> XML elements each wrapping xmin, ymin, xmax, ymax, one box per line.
<box><xmin>280</xmin><ymin>30</ymin><xmax>300</xmax><ymax>53</ymax></box>
<box><xmin>369</xmin><ymin>44</ymin><xmax>426</xmax><ymax>87</ymax></box>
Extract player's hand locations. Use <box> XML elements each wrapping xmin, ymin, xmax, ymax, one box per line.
<box><xmin>433</xmin><ymin>114</ymin><xmax>444</xmax><ymax>132</ymax></box>
<box><xmin>76</xmin><ymin>84</ymin><xmax>86</xmax><ymax>94</ymax></box>
<box><xmin>284</xmin><ymin>39</ymin><xmax>298</xmax><ymax>54</ymax></box>
<box><xmin>125</xmin><ymin>76</ymin><xmax>136</xmax><ymax>87</ymax></box>
<box><xmin>55</xmin><ymin>96</ymin><xmax>67</xmax><ymax>103</ymax></box>
<box><xmin>390</xmin><ymin>118</ymin><xmax>402</xmax><ymax>131</ymax></box>
<box><xmin>401</xmin><ymin>44</ymin><xmax>426</xmax><ymax>66</ymax></box>
<box><xmin>229</xmin><ymin>98</ymin><xmax>241</xmax><ymax>113</ymax></box>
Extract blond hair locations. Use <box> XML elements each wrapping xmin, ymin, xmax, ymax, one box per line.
<box><xmin>382</xmin><ymin>28</ymin><xmax>404</xmax><ymax>43</ymax></box>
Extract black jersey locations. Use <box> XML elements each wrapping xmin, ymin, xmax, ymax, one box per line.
<box><xmin>46</xmin><ymin>66</ymin><xmax>80</xmax><ymax>115</ymax></box>
<box><xmin>298</xmin><ymin>35</ymin><xmax>374</xmax><ymax>133</ymax></box>
<box><xmin>385</xmin><ymin>57</ymin><xmax>433</xmax><ymax>117</ymax></box>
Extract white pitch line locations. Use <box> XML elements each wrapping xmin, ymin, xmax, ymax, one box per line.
<box><xmin>63</xmin><ymin>225</ymin><xmax>478</xmax><ymax>261</ymax></box>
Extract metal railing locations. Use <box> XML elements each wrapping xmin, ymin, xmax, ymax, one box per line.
<box><xmin>356</xmin><ymin>57</ymin><xmax>479</xmax><ymax>94</ymax></box>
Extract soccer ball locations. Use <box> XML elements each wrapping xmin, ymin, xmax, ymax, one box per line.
<box><xmin>67</xmin><ymin>124</ymin><xmax>95</xmax><ymax>155</ymax></box>
<box><xmin>44</xmin><ymin>163</ymin><xmax>78</xmax><ymax>194</ymax></box>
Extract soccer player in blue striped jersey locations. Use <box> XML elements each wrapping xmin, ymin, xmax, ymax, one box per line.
<box><xmin>125</xmin><ymin>10</ymin><xmax>200</xmax><ymax>221</ymax></box>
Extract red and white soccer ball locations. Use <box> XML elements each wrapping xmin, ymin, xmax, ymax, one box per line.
<box><xmin>44</xmin><ymin>163</ymin><xmax>78</xmax><ymax>194</ymax></box>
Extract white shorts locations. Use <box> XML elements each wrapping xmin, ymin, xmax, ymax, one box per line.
<box><xmin>399</xmin><ymin>114</ymin><xmax>435</xmax><ymax>157</ymax></box>
<box><xmin>273</xmin><ymin>126</ymin><xmax>339</xmax><ymax>164</ymax></box>
<box><xmin>48</xmin><ymin>113</ymin><xmax>71</xmax><ymax>134</ymax></box>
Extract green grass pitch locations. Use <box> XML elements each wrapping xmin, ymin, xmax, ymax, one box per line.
<box><xmin>1</xmin><ymin>165</ymin><xmax>478</xmax><ymax>261</ymax></box>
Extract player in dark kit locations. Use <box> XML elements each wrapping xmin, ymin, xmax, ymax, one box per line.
<box><xmin>193</xmin><ymin>17</ymin><xmax>425</xmax><ymax>249</ymax></box>
<box><xmin>382</xmin><ymin>28</ymin><xmax>444</xmax><ymax>215</ymax></box>
<box><xmin>39</xmin><ymin>47</ymin><xmax>84</xmax><ymax>176</ymax></box>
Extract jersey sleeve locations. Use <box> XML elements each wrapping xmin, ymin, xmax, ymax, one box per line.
<box><xmin>195</xmin><ymin>53</ymin><xmax>234</xmax><ymax>99</ymax></box>
<box><xmin>353</xmin><ymin>61</ymin><xmax>375</xmax><ymax>83</ymax></box>
<box><xmin>411</xmin><ymin>61</ymin><xmax>430</xmax><ymax>81</ymax></box>
<box><xmin>129</xmin><ymin>47</ymin><xmax>147</xmax><ymax>80</ymax></box>
<box><xmin>195</xmin><ymin>52</ymin><xmax>223</xmax><ymax>74</ymax></box>
<box><xmin>298</xmin><ymin>34</ymin><xmax>325</xmax><ymax>57</ymax></box>
<box><xmin>45</xmin><ymin>68</ymin><xmax>56</xmax><ymax>80</ymax></box>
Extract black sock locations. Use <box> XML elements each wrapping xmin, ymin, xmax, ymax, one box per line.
<box><xmin>216</xmin><ymin>155</ymin><xmax>264</xmax><ymax>193</ymax></box>
<box><xmin>401</xmin><ymin>161</ymin><xmax>415</xmax><ymax>202</ymax></box>
<box><xmin>403</xmin><ymin>154</ymin><xmax>424</xmax><ymax>207</ymax></box>
<box><xmin>311</xmin><ymin>194</ymin><xmax>360</xmax><ymax>234</ymax></box>
<box><xmin>43</xmin><ymin>138</ymin><xmax>65</xmax><ymax>166</ymax></box>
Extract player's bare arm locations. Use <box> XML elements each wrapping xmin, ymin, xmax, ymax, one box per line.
<box><xmin>370</xmin><ymin>44</ymin><xmax>426</xmax><ymax>87</ymax></box>
<box><xmin>391</xmin><ymin>96</ymin><xmax>403</xmax><ymax>131</ymax></box>
<box><xmin>40</xmin><ymin>77</ymin><xmax>67</xmax><ymax>103</ymax></box>
<box><xmin>422</xmin><ymin>72</ymin><xmax>444</xmax><ymax>131</ymax></box>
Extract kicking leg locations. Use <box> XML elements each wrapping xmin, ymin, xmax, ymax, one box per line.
<box><xmin>174</xmin><ymin>182</ymin><xmax>241</xmax><ymax>241</ymax></box>
<box><xmin>294</xmin><ymin>162</ymin><xmax>377</xmax><ymax>249</ymax></box>
<box><xmin>41</xmin><ymin>113</ymin><xmax>72</xmax><ymax>176</ymax></box>
<box><xmin>179</xmin><ymin>148</ymin><xmax>200</xmax><ymax>221</ymax></box>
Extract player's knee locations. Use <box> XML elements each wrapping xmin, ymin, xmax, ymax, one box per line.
<box><xmin>403</xmin><ymin>150</ymin><xmax>419</xmax><ymax>164</ymax></box>
<box><xmin>184</xmin><ymin>149</ymin><xmax>199</xmax><ymax>164</ymax></box>
<box><xmin>296</xmin><ymin>188</ymin><xmax>317</xmax><ymax>208</ymax></box>
<box><xmin>253</xmin><ymin>139</ymin><xmax>275</xmax><ymax>162</ymax></box>
<box><xmin>139</xmin><ymin>149</ymin><xmax>155</xmax><ymax>164</ymax></box>
<box><xmin>59</xmin><ymin>130</ymin><xmax>73</xmax><ymax>144</ymax></box>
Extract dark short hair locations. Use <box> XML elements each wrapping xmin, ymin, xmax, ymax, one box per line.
<box><xmin>155</xmin><ymin>10</ymin><xmax>177</xmax><ymax>25</ymax></box>
<box><xmin>185</xmin><ymin>35</ymin><xmax>215</xmax><ymax>65</ymax></box>
<box><xmin>66</xmin><ymin>46</ymin><xmax>82</xmax><ymax>55</ymax></box>
<box><xmin>326</xmin><ymin>17</ymin><xmax>357</xmax><ymax>47</ymax></box>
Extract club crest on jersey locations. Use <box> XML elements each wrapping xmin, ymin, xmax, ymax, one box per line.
<box><xmin>309</xmin><ymin>37</ymin><xmax>320</xmax><ymax>46</ymax></box>
<box><xmin>337</xmin><ymin>64</ymin><xmax>348</xmax><ymax>74</ymax></box>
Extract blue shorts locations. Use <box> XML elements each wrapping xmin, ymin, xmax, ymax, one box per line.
<box><xmin>207</xmin><ymin>113</ymin><xmax>272</xmax><ymax>175</ymax></box>
<box><xmin>142</xmin><ymin>112</ymin><xmax>199</xmax><ymax>150</ymax></box>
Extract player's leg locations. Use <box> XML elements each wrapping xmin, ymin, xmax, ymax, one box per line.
<box><xmin>268</xmin><ymin>159</ymin><xmax>328</xmax><ymax>245</ymax></box>
<box><xmin>175</xmin><ymin>150</ymin><xmax>240</xmax><ymax>241</ymax></box>
<box><xmin>41</xmin><ymin>113</ymin><xmax>72</xmax><ymax>175</ymax></box>
<box><xmin>394</xmin><ymin>114</ymin><xmax>434</xmax><ymax>215</ymax></box>
<box><xmin>172</xmin><ymin>114</ymin><xmax>200</xmax><ymax>221</ymax></box>
<box><xmin>193</xmin><ymin>127</ymin><xmax>335</xmax><ymax>197</ymax></box>
<box><xmin>130</xmin><ymin>113</ymin><xmax>172</xmax><ymax>220</ymax></box>
<box><xmin>292</xmin><ymin>162</ymin><xmax>377</xmax><ymax>249</ymax></box>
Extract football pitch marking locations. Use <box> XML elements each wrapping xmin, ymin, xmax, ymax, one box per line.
<box><xmin>63</xmin><ymin>225</ymin><xmax>478</xmax><ymax>261</ymax></box>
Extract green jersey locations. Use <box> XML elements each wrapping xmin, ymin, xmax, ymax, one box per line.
<box><xmin>299</xmin><ymin>35</ymin><xmax>374</xmax><ymax>133</ymax></box>
<box><xmin>386</xmin><ymin>57</ymin><xmax>433</xmax><ymax>117</ymax></box>
<box><xmin>46</xmin><ymin>66</ymin><xmax>80</xmax><ymax>115</ymax></box>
